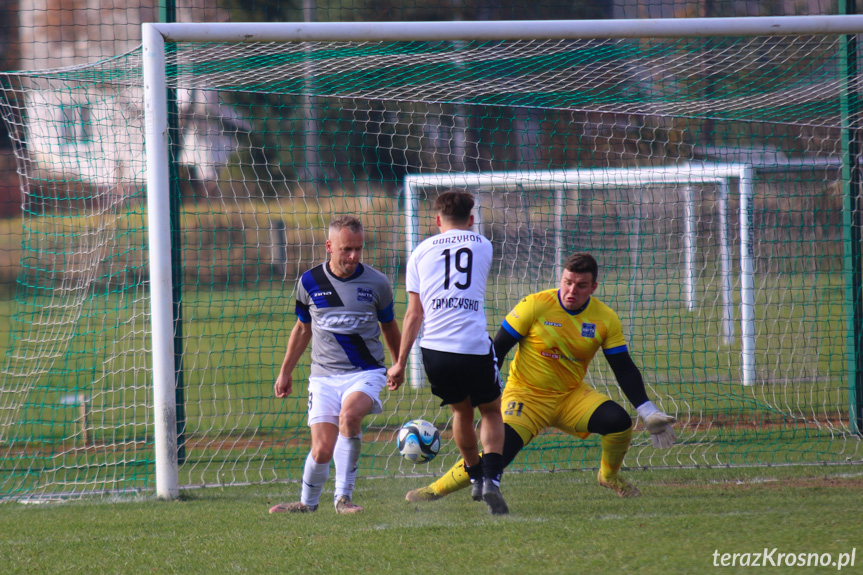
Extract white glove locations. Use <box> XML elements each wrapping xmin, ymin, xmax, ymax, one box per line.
<box><xmin>636</xmin><ymin>401</ymin><xmax>677</xmax><ymax>449</ymax></box>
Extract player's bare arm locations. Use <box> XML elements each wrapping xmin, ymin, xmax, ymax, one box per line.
<box><xmin>274</xmin><ymin>319</ymin><xmax>312</xmax><ymax>398</ymax></box>
<box><xmin>380</xmin><ymin>318</ymin><xmax>402</xmax><ymax>379</ymax></box>
<box><xmin>387</xmin><ymin>292</ymin><xmax>424</xmax><ymax>389</ymax></box>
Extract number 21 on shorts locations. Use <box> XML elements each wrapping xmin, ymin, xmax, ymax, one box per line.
<box><xmin>504</xmin><ymin>401</ymin><xmax>524</xmax><ymax>416</ymax></box>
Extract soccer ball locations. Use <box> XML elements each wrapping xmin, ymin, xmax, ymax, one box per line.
<box><xmin>397</xmin><ymin>419</ymin><xmax>441</xmax><ymax>463</ymax></box>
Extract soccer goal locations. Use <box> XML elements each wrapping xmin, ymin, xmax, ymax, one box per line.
<box><xmin>1</xmin><ymin>16</ymin><xmax>862</xmax><ymax>501</ymax></box>
<box><xmin>402</xmin><ymin>164</ymin><xmax>752</xmax><ymax>391</ymax></box>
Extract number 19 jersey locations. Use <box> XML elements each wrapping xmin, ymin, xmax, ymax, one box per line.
<box><xmin>405</xmin><ymin>228</ymin><xmax>493</xmax><ymax>355</ymax></box>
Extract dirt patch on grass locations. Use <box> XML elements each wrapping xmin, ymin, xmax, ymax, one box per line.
<box><xmin>658</xmin><ymin>413</ymin><xmax>851</xmax><ymax>433</ymax></box>
<box><xmin>658</xmin><ymin>475</ymin><xmax>863</xmax><ymax>491</ymax></box>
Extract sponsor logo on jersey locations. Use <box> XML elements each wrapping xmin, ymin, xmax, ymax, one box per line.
<box><xmin>431</xmin><ymin>233</ymin><xmax>484</xmax><ymax>245</ymax></box>
<box><xmin>356</xmin><ymin>287</ymin><xmax>374</xmax><ymax>302</ymax></box>
<box><xmin>544</xmin><ymin>321</ymin><xmax>562</xmax><ymax>327</ymax></box>
<box><xmin>312</xmin><ymin>290</ymin><xmax>333</xmax><ymax>298</ymax></box>
<box><xmin>510</xmin><ymin>311</ymin><xmax>520</xmax><ymax>318</ymax></box>
<box><xmin>540</xmin><ymin>347</ymin><xmax>583</xmax><ymax>364</ymax></box>
<box><xmin>581</xmin><ymin>323</ymin><xmax>596</xmax><ymax>338</ymax></box>
<box><xmin>540</xmin><ymin>347</ymin><xmax>562</xmax><ymax>360</ymax></box>
<box><xmin>318</xmin><ymin>311</ymin><xmax>374</xmax><ymax>331</ymax></box>
<box><xmin>430</xmin><ymin>297</ymin><xmax>481</xmax><ymax>311</ymax></box>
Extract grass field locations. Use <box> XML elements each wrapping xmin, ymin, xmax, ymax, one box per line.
<box><xmin>1</xmin><ymin>465</ymin><xmax>861</xmax><ymax>575</ymax></box>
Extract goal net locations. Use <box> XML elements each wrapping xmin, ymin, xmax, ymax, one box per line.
<box><xmin>1</xmin><ymin>18</ymin><xmax>862</xmax><ymax>499</ymax></box>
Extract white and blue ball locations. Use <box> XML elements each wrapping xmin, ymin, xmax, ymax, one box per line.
<box><xmin>397</xmin><ymin>419</ymin><xmax>441</xmax><ymax>463</ymax></box>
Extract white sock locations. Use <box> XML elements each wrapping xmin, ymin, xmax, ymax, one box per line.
<box><xmin>333</xmin><ymin>434</ymin><xmax>362</xmax><ymax>502</ymax></box>
<box><xmin>300</xmin><ymin>452</ymin><xmax>330</xmax><ymax>508</ymax></box>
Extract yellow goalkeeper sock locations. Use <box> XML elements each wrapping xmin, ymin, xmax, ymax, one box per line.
<box><xmin>599</xmin><ymin>428</ymin><xmax>632</xmax><ymax>480</ymax></box>
<box><xmin>428</xmin><ymin>456</ymin><xmax>477</xmax><ymax>496</ymax></box>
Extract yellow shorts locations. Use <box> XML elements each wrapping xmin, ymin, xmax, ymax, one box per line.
<box><xmin>501</xmin><ymin>384</ymin><xmax>611</xmax><ymax>444</ymax></box>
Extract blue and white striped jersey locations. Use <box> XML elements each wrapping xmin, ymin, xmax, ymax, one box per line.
<box><xmin>295</xmin><ymin>262</ymin><xmax>395</xmax><ymax>377</ymax></box>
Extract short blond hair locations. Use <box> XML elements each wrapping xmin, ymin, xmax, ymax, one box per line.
<box><xmin>329</xmin><ymin>215</ymin><xmax>363</xmax><ymax>236</ymax></box>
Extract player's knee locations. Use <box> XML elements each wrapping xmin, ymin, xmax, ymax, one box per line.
<box><xmin>587</xmin><ymin>401</ymin><xmax>633</xmax><ymax>435</ymax></box>
<box><xmin>338</xmin><ymin>416</ymin><xmax>363</xmax><ymax>437</ymax></box>
<box><xmin>338</xmin><ymin>403</ymin><xmax>368</xmax><ymax>435</ymax></box>
<box><xmin>310</xmin><ymin>445</ymin><xmax>334</xmax><ymax>463</ymax></box>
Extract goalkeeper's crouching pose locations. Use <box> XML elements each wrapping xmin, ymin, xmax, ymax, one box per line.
<box><xmin>406</xmin><ymin>253</ymin><xmax>676</xmax><ymax>504</ymax></box>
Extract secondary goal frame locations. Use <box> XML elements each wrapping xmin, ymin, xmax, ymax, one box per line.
<box><xmin>142</xmin><ymin>16</ymin><xmax>863</xmax><ymax>499</ymax></box>
<box><xmin>402</xmin><ymin>164</ymin><xmax>752</xmax><ymax>390</ymax></box>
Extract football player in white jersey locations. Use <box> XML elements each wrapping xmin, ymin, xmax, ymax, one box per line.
<box><xmin>387</xmin><ymin>191</ymin><xmax>508</xmax><ymax>515</ymax></box>
<box><xmin>269</xmin><ymin>215</ymin><xmax>402</xmax><ymax>515</ymax></box>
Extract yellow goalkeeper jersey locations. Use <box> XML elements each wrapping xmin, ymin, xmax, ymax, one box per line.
<box><xmin>501</xmin><ymin>289</ymin><xmax>628</xmax><ymax>394</ymax></box>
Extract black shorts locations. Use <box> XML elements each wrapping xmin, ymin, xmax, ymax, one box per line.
<box><xmin>421</xmin><ymin>343</ymin><xmax>502</xmax><ymax>407</ymax></box>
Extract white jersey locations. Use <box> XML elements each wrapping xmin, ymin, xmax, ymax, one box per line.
<box><xmin>406</xmin><ymin>228</ymin><xmax>493</xmax><ymax>355</ymax></box>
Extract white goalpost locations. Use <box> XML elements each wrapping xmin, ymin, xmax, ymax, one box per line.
<box><xmin>143</xmin><ymin>23</ymin><xmax>180</xmax><ymax>501</ymax></box>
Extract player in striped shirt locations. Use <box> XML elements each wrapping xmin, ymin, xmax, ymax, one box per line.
<box><xmin>406</xmin><ymin>253</ymin><xmax>676</xmax><ymax>504</ymax></box>
<box><xmin>269</xmin><ymin>215</ymin><xmax>401</xmax><ymax>515</ymax></box>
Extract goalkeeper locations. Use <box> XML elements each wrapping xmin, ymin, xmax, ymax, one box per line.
<box><xmin>407</xmin><ymin>252</ymin><xmax>675</xmax><ymax>503</ymax></box>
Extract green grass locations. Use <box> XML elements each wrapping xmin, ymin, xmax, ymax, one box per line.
<box><xmin>1</xmin><ymin>466</ymin><xmax>861</xmax><ymax>575</ymax></box>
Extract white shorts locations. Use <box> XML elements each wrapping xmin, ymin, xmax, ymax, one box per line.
<box><xmin>306</xmin><ymin>369</ymin><xmax>387</xmax><ymax>426</ymax></box>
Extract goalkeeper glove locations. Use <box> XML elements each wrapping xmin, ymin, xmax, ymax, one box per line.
<box><xmin>636</xmin><ymin>401</ymin><xmax>676</xmax><ymax>449</ymax></box>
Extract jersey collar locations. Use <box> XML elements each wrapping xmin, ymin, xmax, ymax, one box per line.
<box><xmin>557</xmin><ymin>291</ymin><xmax>590</xmax><ymax>316</ymax></box>
<box><xmin>326</xmin><ymin>262</ymin><xmax>365</xmax><ymax>282</ymax></box>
